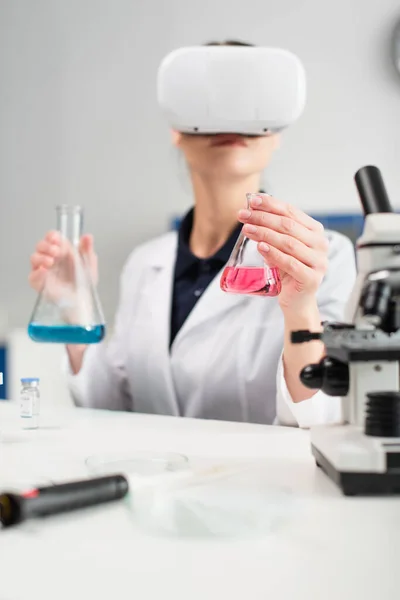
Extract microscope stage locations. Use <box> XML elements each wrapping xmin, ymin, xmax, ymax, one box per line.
<box><xmin>310</xmin><ymin>425</ymin><xmax>400</xmax><ymax>496</ymax></box>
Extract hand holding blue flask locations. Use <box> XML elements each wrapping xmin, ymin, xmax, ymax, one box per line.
<box><xmin>28</xmin><ymin>205</ymin><xmax>106</xmax><ymax>344</ymax></box>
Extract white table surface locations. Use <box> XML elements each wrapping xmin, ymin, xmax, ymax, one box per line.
<box><xmin>0</xmin><ymin>402</ymin><xmax>399</xmax><ymax>600</ymax></box>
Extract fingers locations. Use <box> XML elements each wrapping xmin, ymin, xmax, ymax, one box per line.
<box><xmin>36</xmin><ymin>240</ymin><xmax>61</xmax><ymax>258</ymax></box>
<box><xmin>237</xmin><ymin>194</ymin><xmax>329</xmax><ymax>297</ymax></box>
<box><xmin>28</xmin><ymin>266</ymin><xmax>47</xmax><ymax>291</ymax></box>
<box><xmin>79</xmin><ymin>234</ymin><xmax>98</xmax><ymax>283</ymax></box>
<box><xmin>29</xmin><ymin>231</ymin><xmax>98</xmax><ymax>291</ymax></box>
<box><xmin>79</xmin><ymin>234</ymin><xmax>97</xmax><ymax>268</ymax></box>
<box><xmin>29</xmin><ymin>231</ymin><xmax>63</xmax><ymax>284</ymax></box>
<box><xmin>239</xmin><ymin>211</ymin><xmax>327</xmax><ymax>251</ymax></box>
<box><xmin>79</xmin><ymin>234</ymin><xmax>94</xmax><ymax>255</ymax></box>
<box><xmin>242</xmin><ymin>225</ymin><xmax>328</xmax><ymax>271</ymax></box>
<box><xmin>258</xmin><ymin>242</ymin><xmax>313</xmax><ymax>284</ymax></box>
<box><xmin>245</xmin><ymin>193</ymin><xmax>324</xmax><ymax>234</ymax></box>
<box><xmin>238</xmin><ymin>194</ymin><xmax>329</xmax><ymax>253</ymax></box>
<box><xmin>30</xmin><ymin>238</ymin><xmax>62</xmax><ymax>270</ymax></box>
<box><xmin>44</xmin><ymin>230</ymin><xmax>62</xmax><ymax>245</ymax></box>
<box><xmin>30</xmin><ymin>252</ymin><xmax>54</xmax><ymax>270</ymax></box>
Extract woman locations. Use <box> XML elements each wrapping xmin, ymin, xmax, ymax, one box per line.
<box><xmin>28</xmin><ymin>40</ymin><xmax>356</xmax><ymax>427</ymax></box>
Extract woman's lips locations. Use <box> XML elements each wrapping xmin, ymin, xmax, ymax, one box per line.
<box><xmin>210</xmin><ymin>134</ymin><xmax>248</xmax><ymax>147</ymax></box>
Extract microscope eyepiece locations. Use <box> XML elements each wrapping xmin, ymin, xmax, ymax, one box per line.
<box><xmin>355</xmin><ymin>166</ymin><xmax>393</xmax><ymax>215</ymax></box>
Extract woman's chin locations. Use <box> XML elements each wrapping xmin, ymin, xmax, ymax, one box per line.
<box><xmin>206</xmin><ymin>162</ymin><xmax>260</xmax><ymax>179</ymax></box>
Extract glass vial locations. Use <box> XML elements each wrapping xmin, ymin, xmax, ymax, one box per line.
<box><xmin>220</xmin><ymin>193</ymin><xmax>282</xmax><ymax>297</ymax></box>
<box><xmin>28</xmin><ymin>206</ymin><xmax>106</xmax><ymax>344</ymax></box>
<box><xmin>20</xmin><ymin>378</ymin><xmax>40</xmax><ymax>430</ymax></box>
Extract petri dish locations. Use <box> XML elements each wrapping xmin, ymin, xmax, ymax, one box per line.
<box><xmin>132</xmin><ymin>465</ymin><xmax>296</xmax><ymax>540</ymax></box>
<box><xmin>85</xmin><ymin>451</ymin><xmax>189</xmax><ymax>478</ymax></box>
<box><xmin>85</xmin><ymin>452</ymin><xmax>192</xmax><ymax>526</ymax></box>
<box><xmin>85</xmin><ymin>455</ymin><xmax>296</xmax><ymax>540</ymax></box>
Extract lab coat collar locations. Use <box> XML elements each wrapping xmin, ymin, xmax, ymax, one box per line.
<box><xmin>145</xmin><ymin>232</ymin><xmax>179</xmax><ymax>268</ymax></box>
<box><xmin>144</xmin><ymin>231</ymin><xmax>252</xmax><ymax>346</ymax></box>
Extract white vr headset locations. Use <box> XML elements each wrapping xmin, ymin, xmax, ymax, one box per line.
<box><xmin>157</xmin><ymin>45</ymin><xmax>306</xmax><ymax>136</ymax></box>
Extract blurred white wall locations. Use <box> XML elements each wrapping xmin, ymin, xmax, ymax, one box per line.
<box><xmin>7</xmin><ymin>329</ymin><xmax>73</xmax><ymax>407</ymax></box>
<box><xmin>1</xmin><ymin>0</ymin><xmax>400</xmax><ymax>333</ymax></box>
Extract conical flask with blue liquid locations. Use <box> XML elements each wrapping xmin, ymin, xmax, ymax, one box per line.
<box><xmin>28</xmin><ymin>205</ymin><xmax>106</xmax><ymax>344</ymax></box>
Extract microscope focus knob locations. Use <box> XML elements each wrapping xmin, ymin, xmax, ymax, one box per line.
<box><xmin>365</xmin><ymin>391</ymin><xmax>400</xmax><ymax>437</ymax></box>
<box><xmin>300</xmin><ymin>363</ymin><xmax>323</xmax><ymax>389</ymax></box>
<box><xmin>300</xmin><ymin>357</ymin><xmax>349</xmax><ymax>396</ymax></box>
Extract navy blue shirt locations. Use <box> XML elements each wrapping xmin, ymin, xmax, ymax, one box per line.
<box><xmin>170</xmin><ymin>208</ymin><xmax>242</xmax><ymax>345</ymax></box>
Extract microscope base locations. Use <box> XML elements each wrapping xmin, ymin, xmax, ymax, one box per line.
<box><xmin>310</xmin><ymin>425</ymin><xmax>400</xmax><ymax>496</ymax></box>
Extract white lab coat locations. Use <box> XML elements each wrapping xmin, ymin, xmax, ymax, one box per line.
<box><xmin>67</xmin><ymin>229</ymin><xmax>357</xmax><ymax>427</ymax></box>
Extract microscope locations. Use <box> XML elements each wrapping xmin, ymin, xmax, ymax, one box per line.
<box><xmin>292</xmin><ymin>165</ymin><xmax>400</xmax><ymax>496</ymax></box>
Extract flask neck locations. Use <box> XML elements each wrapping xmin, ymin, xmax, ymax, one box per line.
<box><xmin>56</xmin><ymin>206</ymin><xmax>83</xmax><ymax>246</ymax></box>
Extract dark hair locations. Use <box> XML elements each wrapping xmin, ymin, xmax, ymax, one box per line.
<box><xmin>205</xmin><ymin>39</ymin><xmax>254</xmax><ymax>47</ymax></box>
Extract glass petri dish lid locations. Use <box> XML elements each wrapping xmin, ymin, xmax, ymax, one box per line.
<box><xmin>85</xmin><ymin>451</ymin><xmax>189</xmax><ymax>479</ymax></box>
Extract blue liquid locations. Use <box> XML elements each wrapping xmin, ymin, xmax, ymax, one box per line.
<box><xmin>28</xmin><ymin>323</ymin><xmax>105</xmax><ymax>344</ymax></box>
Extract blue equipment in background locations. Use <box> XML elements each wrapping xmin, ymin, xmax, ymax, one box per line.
<box><xmin>0</xmin><ymin>345</ymin><xmax>7</xmax><ymax>400</ymax></box>
<box><xmin>310</xmin><ymin>214</ymin><xmax>364</xmax><ymax>245</ymax></box>
<box><xmin>170</xmin><ymin>213</ymin><xmax>365</xmax><ymax>245</ymax></box>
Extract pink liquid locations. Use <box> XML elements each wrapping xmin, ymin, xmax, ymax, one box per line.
<box><xmin>220</xmin><ymin>266</ymin><xmax>281</xmax><ymax>297</ymax></box>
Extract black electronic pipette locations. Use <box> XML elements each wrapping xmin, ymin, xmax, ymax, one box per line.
<box><xmin>0</xmin><ymin>474</ymin><xmax>129</xmax><ymax>527</ymax></box>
